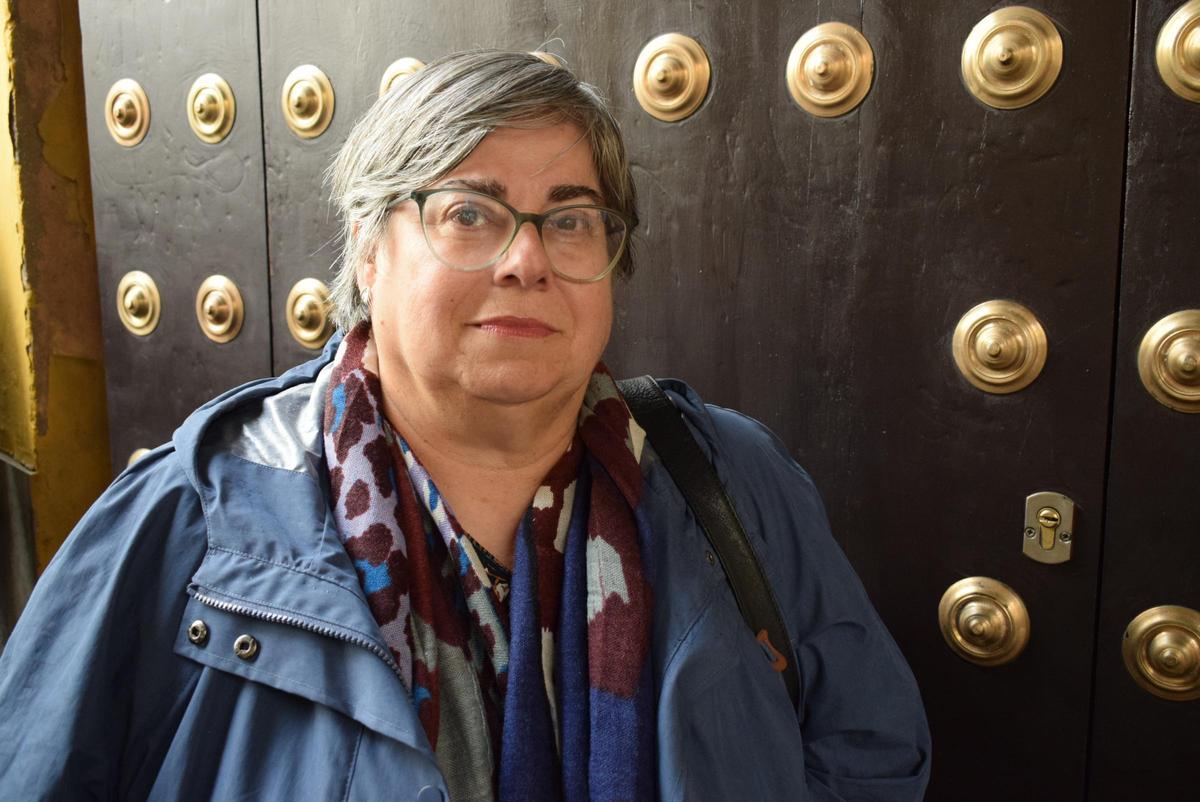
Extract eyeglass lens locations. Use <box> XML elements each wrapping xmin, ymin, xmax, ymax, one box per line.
<box><xmin>419</xmin><ymin>190</ymin><xmax>626</xmax><ymax>280</ymax></box>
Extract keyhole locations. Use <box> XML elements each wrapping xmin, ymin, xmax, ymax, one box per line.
<box><xmin>1037</xmin><ymin>507</ymin><xmax>1060</xmax><ymax>551</ymax></box>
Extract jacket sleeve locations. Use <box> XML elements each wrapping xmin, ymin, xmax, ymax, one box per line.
<box><xmin>0</xmin><ymin>447</ymin><xmax>208</xmax><ymax>800</ymax></box>
<box><xmin>701</xmin><ymin>404</ymin><xmax>932</xmax><ymax>801</ymax></box>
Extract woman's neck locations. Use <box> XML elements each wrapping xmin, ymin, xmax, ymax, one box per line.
<box><xmin>377</xmin><ymin>369</ymin><xmax>586</xmax><ymax>568</ymax></box>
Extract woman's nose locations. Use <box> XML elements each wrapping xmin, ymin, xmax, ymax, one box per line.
<box><xmin>494</xmin><ymin>221</ymin><xmax>554</xmax><ymax>287</ymax></box>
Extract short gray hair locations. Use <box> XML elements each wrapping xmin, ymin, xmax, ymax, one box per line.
<box><xmin>324</xmin><ymin>49</ymin><xmax>639</xmax><ymax>331</ymax></box>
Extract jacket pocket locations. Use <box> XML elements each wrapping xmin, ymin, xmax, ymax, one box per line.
<box><xmin>658</xmin><ymin>586</ymin><xmax>810</xmax><ymax>801</ymax></box>
<box><xmin>147</xmin><ymin>668</ymin><xmax>366</xmax><ymax>801</ymax></box>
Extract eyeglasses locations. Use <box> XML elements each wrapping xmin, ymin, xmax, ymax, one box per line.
<box><xmin>399</xmin><ymin>188</ymin><xmax>631</xmax><ymax>283</ymax></box>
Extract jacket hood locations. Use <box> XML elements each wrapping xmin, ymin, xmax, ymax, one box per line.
<box><xmin>169</xmin><ymin>329</ymin><xmax>441</xmax><ymax>751</ymax></box>
<box><xmin>173</xmin><ymin>329</ymin><xmax>346</xmax><ymax>490</ymax></box>
<box><xmin>169</xmin><ymin>331</ymin><xmax>382</xmax><ymax>616</ymax></box>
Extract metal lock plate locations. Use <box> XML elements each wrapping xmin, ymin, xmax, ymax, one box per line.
<box><xmin>1023</xmin><ymin>491</ymin><xmax>1075</xmax><ymax>564</ymax></box>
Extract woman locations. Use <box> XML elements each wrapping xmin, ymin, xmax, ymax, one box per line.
<box><xmin>0</xmin><ymin>50</ymin><xmax>929</xmax><ymax>800</ymax></box>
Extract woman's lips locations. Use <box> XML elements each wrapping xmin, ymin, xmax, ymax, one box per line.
<box><xmin>473</xmin><ymin>316</ymin><xmax>558</xmax><ymax>338</ymax></box>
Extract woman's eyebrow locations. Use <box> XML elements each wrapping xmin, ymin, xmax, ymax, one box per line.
<box><xmin>439</xmin><ymin>177</ymin><xmax>507</xmax><ymax>197</ymax></box>
<box><xmin>547</xmin><ymin>184</ymin><xmax>604</xmax><ymax>205</ymax></box>
<box><xmin>437</xmin><ymin>178</ymin><xmax>604</xmax><ymax>206</ymax></box>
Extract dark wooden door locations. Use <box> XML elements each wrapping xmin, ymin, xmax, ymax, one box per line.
<box><xmin>78</xmin><ymin>0</ymin><xmax>271</xmax><ymax>473</ymax></box>
<box><xmin>554</xmin><ymin>2</ymin><xmax>1131</xmax><ymax>798</ymax></box>
<box><xmin>1087</xmin><ymin>1</ymin><xmax>1200</xmax><ymax>798</ymax></box>
<box><xmin>259</xmin><ymin>2</ymin><xmax>1135</xmax><ymax>797</ymax></box>
<box><xmin>78</xmin><ymin>0</ymin><xmax>1200</xmax><ymax>799</ymax></box>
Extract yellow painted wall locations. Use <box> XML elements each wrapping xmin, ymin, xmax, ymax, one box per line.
<box><xmin>3</xmin><ymin>0</ymin><xmax>111</xmax><ymax>571</ymax></box>
<box><xmin>0</xmin><ymin>0</ymin><xmax>36</xmax><ymax>472</ymax></box>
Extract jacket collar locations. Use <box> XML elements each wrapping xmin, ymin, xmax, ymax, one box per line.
<box><xmin>172</xmin><ymin>331</ymin><xmax>436</xmax><ymax>752</ymax></box>
<box><xmin>173</xmin><ymin>331</ymin><xmax>368</xmax><ymax>622</ymax></box>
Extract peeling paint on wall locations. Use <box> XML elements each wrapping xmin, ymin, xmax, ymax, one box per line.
<box><xmin>3</xmin><ymin>0</ymin><xmax>110</xmax><ymax>571</ymax></box>
<box><xmin>0</xmin><ymin>0</ymin><xmax>37</xmax><ymax>473</ymax></box>
<box><xmin>35</xmin><ymin>0</ymin><xmax>92</xmax><ymax>235</ymax></box>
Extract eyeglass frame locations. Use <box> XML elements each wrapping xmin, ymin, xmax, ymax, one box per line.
<box><xmin>390</xmin><ymin>187</ymin><xmax>633</xmax><ymax>284</ymax></box>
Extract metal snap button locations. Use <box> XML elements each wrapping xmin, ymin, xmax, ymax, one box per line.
<box><xmin>186</xmin><ymin>619</ymin><xmax>209</xmax><ymax>645</ymax></box>
<box><xmin>416</xmin><ymin>785</ymin><xmax>446</xmax><ymax>802</ymax></box>
<box><xmin>233</xmin><ymin>634</ymin><xmax>259</xmax><ymax>661</ymax></box>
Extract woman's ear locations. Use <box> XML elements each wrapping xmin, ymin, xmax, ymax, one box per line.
<box><xmin>356</xmin><ymin>262</ymin><xmax>376</xmax><ymax>294</ymax></box>
<box><xmin>353</xmin><ymin>221</ymin><xmax>378</xmax><ymax>290</ymax></box>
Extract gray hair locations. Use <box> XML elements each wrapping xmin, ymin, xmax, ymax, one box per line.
<box><xmin>324</xmin><ymin>49</ymin><xmax>639</xmax><ymax>331</ymax></box>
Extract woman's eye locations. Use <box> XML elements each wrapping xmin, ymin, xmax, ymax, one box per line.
<box><xmin>449</xmin><ymin>205</ymin><xmax>485</xmax><ymax>227</ymax></box>
<box><xmin>552</xmin><ymin>214</ymin><xmax>590</xmax><ymax>234</ymax></box>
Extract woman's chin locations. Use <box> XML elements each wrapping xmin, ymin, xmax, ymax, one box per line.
<box><xmin>457</xmin><ymin>361</ymin><xmax>580</xmax><ymax>407</ymax></box>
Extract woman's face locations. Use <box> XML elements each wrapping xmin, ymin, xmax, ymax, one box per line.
<box><xmin>360</xmin><ymin>122</ymin><xmax>614</xmax><ymax>409</ymax></box>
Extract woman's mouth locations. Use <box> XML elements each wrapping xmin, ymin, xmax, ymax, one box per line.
<box><xmin>472</xmin><ymin>316</ymin><xmax>558</xmax><ymax>338</ymax></box>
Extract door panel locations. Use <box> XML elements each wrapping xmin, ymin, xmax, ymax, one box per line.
<box><xmin>78</xmin><ymin>0</ymin><xmax>271</xmax><ymax>473</ymax></box>
<box><xmin>542</xmin><ymin>2</ymin><xmax>1131</xmax><ymax>797</ymax></box>
<box><xmin>1088</xmin><ymin>1</ymin><xmax>1200</xmax><ymax>798</ymax></box>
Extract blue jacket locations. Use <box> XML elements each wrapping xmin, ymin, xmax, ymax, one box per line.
<box><xmin>0</xmin><ymin>336</ymin><xmax>930</xmax><ymax>801</ymax></box>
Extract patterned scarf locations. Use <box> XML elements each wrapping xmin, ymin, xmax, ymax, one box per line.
<box><xmin>323</xmin><ymin>322</ymin><xmax>656</xmax><ymax>801</ymax></box>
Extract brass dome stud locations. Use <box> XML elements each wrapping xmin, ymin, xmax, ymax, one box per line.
<box><xmin>195</xmin><ymin>275</ymin><xmax>245</xmax><ymax>344</ymax></box>
<box><xmin>379</xmin><ymin>57</ymin><xmax>426</xmax><ymax>97</ymax></box>
<box><xmin>116</xmin><ymin>271</ymin><xmax>161</xmax><ymax>336</ymax></box>
<box><xmin>939</xmin><ymin>577</ymin><xmax>1031</xmax><ymax>667</ymax></box>
<box><xmin>104</xmin><ymin>78</ymin><xmax>151</xmax><ymax>147</ymax></box>
<box><xmin>1124</xmin><ymin>605</ymin><xmax>1200</xmax><ymax>701</ymax></box>
<box><xmin>285</xmin><ymin>278</ymin><xmax>334</xmax><ymax>350</ymax></box>
<box><xmin>1157</xmin><ymin>0</ymin><xmax>1200</xmax><ymax>102</ymax></box>
<box><xmin>282</xmin><ymin>64</ymin><xmax>335</xmax><ymax>139</ymax></box>
<box><xmin>962</xmin><ymin>6</ymin><xmax>1063</xmax><ymax>109</ymax></box>
<box><xmin>633</xmin><ymin>33</ymin><xmax>711</xmax><ymax>122</ymax></box>
<box><xmin>1138</xmin><ymin>310</ymin><xmax>1200</xmax><ymax>413</ymax></box>
<box><xmin>786</xmin><ymin>22</ymin><xmax>875</xmax><ymax>117</ymax></box>
<box><xmin>531</xmin><ymin>51</ymin><xmax>564</xmax><ymax>67</ymax></box>
<box><xmin>186</xmin><ymin>73</ymin><xmax>236</xmax><ymax>144</ymax></box>
<box><xmin>953</xmin><ymin>300</ymin><xmax>1048</xmax><ymax>394</ymax></box>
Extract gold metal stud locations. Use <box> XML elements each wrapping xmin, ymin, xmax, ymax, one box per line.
<box><xmin>962</xmin><ymin>6</ymin><xmax>1063</xmax><ymax>109</ymax></box>
<box><xmin>379</xmin><ymin>57</ymin><xmax>426</xmax><ymax>97</ymax></box>
<box><xmin>286</xmin><ymin>278</ymin><xmax>334</xmax><ymax>350</ymax></box>
<box><xmin>952</xmin><ymin>300</ymin><xmax>1048</xmax><ymax>394</ymax></box>
<box><xmin>282</xmin><ymin>65</ymin><xmax>334</xmax><ymax>139</ymax></box>
<box><xmin>1157</xmin><ymin>0</ymin><xmax>1200</xmax><ymax>102</ymax></box>
<box><xmin>1124</xmin><ymin>605</ymin><xmax>1200</xmax><ymax>701</ymax></box>
<box><xmin>195</xmin><ymin>275</ymin><xmax>245</xmax><ymax>344</ymax></box>
<box><xmin>786</xmin><ymin>23</ymin><xmax>875</xmax><ymax>118</ymax></box>
<box><xmin>186</xmin><ymin>73</ymin><xmax>236</xmax><ymax>144</ymax></box>
<box><xmin>939</xmin><ymin>576</ymin><xmax>1031</xmax><ymax>666</ymax></box>
<box><xmin>1138</xmin><ymin>310</ymin><xmax>1200</xmax><ymax>413</ymax></box>
<box><xmin>116</xmin><ymin>271</ymin><xmax>161</xmax><ymax>336</ymax></box>
<box><xmin>104</xmin><ymin>78</ymin><xmax>151</xmax><ymax>147</ymax></box>
<box><xmin>531</xmin><ymin>51</ymin><xmax>564</xmax><ymax>67</ymax></box>
<box><xmin>633</xmin><ymin>33</ymin><xmax>711</xmax><ymax>122</ymax></box>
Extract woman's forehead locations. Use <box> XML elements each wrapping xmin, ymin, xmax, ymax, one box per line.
<box><xmin>448</xmin><ymin>122</ymin><xmax>598</xmax><ymax>187</ymax></box>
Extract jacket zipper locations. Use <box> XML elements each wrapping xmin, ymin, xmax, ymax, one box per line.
<box><xmin>191</xmin><ymin>589</ymin><xmax>408</xmax><ymax>685</ymax></box>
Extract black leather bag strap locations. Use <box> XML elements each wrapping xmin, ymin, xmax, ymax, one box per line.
<box><xmin>618</xmin><ymin>375</ymin><xmax>800</xmax><ymax>709</ymax></box>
